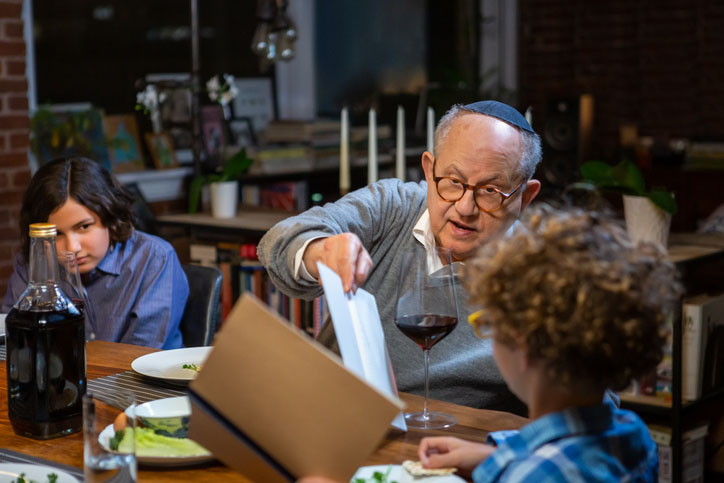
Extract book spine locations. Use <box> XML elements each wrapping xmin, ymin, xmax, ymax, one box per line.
<box><xmin>219</xmin><ymin>262</ymin><xmax>233</xmax><ymax>321</ymax></box>
<box><xmin>682</xmin><ymin>303</ymin><xmax>704</xmax><ymax>401</ymax></box>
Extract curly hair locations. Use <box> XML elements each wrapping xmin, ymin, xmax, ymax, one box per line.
<box><xmin>19</xmin><ymin>157</ymin><xmax>135</xmax><ymax>261</ymax></box>
<box><xmin>464</xmin><ymin>204</ymin><xmax>683</xmax><ymax>391</ymax></box>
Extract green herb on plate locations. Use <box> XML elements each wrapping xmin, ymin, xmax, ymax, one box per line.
<box><xmin>14</xmin><ymin>473</ymin><xmax>59</xmax><ymax>483</ymax></box>
<box><xmin>182</xmin><ymin>363</ymin><xmax>199</xmax><ymax>371</ymax></box>
<box><xmin>353</xmin><ymin>465</ymin><xmax>398</xmax><ymax>483</ymax></box>
<box><xmin>109</xmin><ymin>429</ymin><xmax>126</xmax><ymax>451</ymax></box>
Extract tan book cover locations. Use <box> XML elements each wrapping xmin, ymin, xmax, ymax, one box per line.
<box><xmin>188</xmin><ymin>294</ymin><xmax>404</xmax><ymax>482</ymax></box>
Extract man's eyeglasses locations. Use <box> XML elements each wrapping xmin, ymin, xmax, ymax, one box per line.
<box><xmin>432</xmin><ymin>157</ymin><xmax>524</xmax><ymax>213</ymax></box>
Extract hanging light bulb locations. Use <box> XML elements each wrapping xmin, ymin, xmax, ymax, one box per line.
<box><xmin>265</xmin><ymin>30</ymin><xmax>278</xmax><ymax>61</ymax></box>
<box><xmin>251</xmin><ymin>21</ymin><xmax>270</xmax><ymax>55</ymax></box>
<box><xmin>278</xmin><ymin>32</ymin><xmax>295</xmax><ymax>60</ymax></box>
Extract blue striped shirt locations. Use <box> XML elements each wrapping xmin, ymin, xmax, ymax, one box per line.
<box><xmin>473</xmin><ymin>403</ymin><xmax>658</xmax><ymax>482</ymax></box>
<box><xmin>3</xmin><ymin>230</ymin><xmax>188</xmax><ymax>349</ymax></box>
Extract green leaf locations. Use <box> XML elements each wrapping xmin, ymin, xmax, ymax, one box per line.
<box><xmin>648</xmin><ymin>189</ymin><xmax>677</xmax><ymax>214</ymax></box>
<box><xmin>188</xmin><ymin>175</ymin><xmax>207</xmax><ymax>214</ymax></box>
<box><xmin>221</xmin><ymin>148</ymin><xmax>253</xmax><ymax>181</ymax></box>
<box><xmin>611</xmin><ymin>160</ymin><xmax>646</xmax><ymax>195</ymax></box>
<box><xmin>580</xmin><ymin>161</ymin><xmax>615</xmax><ymax>186</ymax></box>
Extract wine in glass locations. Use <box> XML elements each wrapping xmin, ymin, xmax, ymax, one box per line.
<box><xmin>395</xmin><ymin>247</ymin><xmax>459</xmax><ymax>429</ymax></box>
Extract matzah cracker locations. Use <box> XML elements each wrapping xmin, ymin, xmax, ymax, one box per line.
<box><xmin>402</xmin><ymin>460</ymin><xmax>457</xmax><ymax>476</ymax></box>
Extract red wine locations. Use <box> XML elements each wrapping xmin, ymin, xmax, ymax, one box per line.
<box><xmin>395</xmin><ymin>314</ymin><xmax>458</xmax><ymax>350</ymax></box>
<box><xmin>5</xmin><ymin>307</ymin><xmax>86</xmax><ymax>439</ymax></box>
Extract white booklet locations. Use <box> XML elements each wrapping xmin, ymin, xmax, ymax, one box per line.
<box><xmin>317</xmin><ymin>262</ymin><xmax>407</xmax><ymax>431</ymax></box>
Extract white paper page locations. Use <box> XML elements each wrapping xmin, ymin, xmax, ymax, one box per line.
<box><xmin>317</xmin><ymin>263</ymin><xmax>406</xmax><ymax>431</ymax></box>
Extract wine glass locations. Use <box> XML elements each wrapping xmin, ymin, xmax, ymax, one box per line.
<box><xmin>395</xmin><ymin>246</ymin><xmax>459</xmax><ymax>429</ymax></box>
<box><xmin>58</xmin><ymin>251</ymin><xmax>95</xmax><ymax>341</ymax></box>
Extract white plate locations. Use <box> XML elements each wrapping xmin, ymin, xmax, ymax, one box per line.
<box><xmin>352</xmin><ymin>465</ymin><xmax>465</xmax><ymax>483</ymax></box>
<box><xmin>99</xmin><ymin>424</ymin><xmax>214</xmax><ymax>467</ymax></box>
<box><xmin>0</xmin><ymin>463</ymin><xmax>79</xmax><ymax>483</ymax></box>
<box><xmin>0</xmin><ymin>313</ymin><xmax>6</xmax><ymax>339</ymax></box>
<box><xmin>131</xmin><ymin>347</ymin><xmax>212</xmax><ymax>383</ymax></box>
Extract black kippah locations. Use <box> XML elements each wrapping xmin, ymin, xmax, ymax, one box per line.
<box><xmin>463</xmin><ymin>100</ymin><xmax>534</xmax><ymax>134</ymax></box>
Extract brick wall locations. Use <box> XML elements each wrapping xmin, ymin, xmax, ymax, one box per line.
<box><xmin>0</xmin><ymin>0</ymin><xmax>29</xmax><ymax>298</ymax></box>
<box><xmin>520</xmin><ymin>0</ymin><xmax>724</xmax><ymax>160</ymax></box>
<box><xmin>519</xmin><ymin>0</ymin><xmax>724</xmax><ymax>227</ymax></box>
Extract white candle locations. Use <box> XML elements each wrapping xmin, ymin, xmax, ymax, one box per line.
<box><xmin>368</xmin><ymin>108</ymin><xmax>378</xmax><ymax>184</ymax></box>
<box><xmin>426</xmin><ymin>107</ymin><xmax>435</xmax><ymax>154</ymax></box>
<box><xmin>340</xmin><ymin>107</ymin><xmax>350</xmax><ymax>194</ymax></box>
<box><xmin>524</xmin><ymin>106</ymin><xmax>533</xmax><ymax>128</ymax></box>
<box><xmin>396</xmin><ymin>106</ymin><xmax>405</xmax><ymax>181</ymax></box>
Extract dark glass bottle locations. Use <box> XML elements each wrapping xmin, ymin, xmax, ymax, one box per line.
<box><xmin>5</xmin><ymin>223</ymin><xmax>86</xmax><ymax>439</ymax></box>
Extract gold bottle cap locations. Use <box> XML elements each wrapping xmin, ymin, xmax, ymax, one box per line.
<box><xmin>29</xmin><ymin>223</ymin><xmax>57</xmax><ymax>237</ymax></box>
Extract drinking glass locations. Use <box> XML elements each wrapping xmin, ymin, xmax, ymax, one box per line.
<box><xmin>83</xmin><ymin>392</ymin><xmax>137</xmax><ymax>483</ymax></box>
<box><xmin>58</xmin><ymin>251</ymin><xmax>95</xmax><ymax>341</ymax></box>
<box><xmin>395</xmin><ymin>247</ymin><xmax>459</xmax><ymax>429</ymax></box>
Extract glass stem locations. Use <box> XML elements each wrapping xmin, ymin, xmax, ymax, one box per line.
<box><xmin>423</xmin><ymin>348</ymin><xmax>430</xmax><ymax>421</ymax></box>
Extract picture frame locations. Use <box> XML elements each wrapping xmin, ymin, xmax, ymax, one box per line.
<box><xmin>229</xmin><ymin>117</ymin><xmax>256</xmax><ymax>147</ymax></box>
<box><xmin>201</xmin><ymin>104</ymin><xmax>227</xmax><ymax>160</ymax></box>
<box><xmin>103</xmin><ymin>114</ymin><xmax>146</xmax><ymax>173</ymax></box>
<box><xmin>144</xmin><ymin>132</ymin><xmax>179</xmax><ymax>169</ymax></box>
<box><xmin>231</xmin><ymin>78</ymin><xmax>274</xmax><ymax>134</ymax></box>
<box><xmin>30</xmin><ymin>103</ymin><xmax>111</xmax><ymax>170</ymax></box>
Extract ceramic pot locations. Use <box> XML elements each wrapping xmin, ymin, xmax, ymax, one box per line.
<box><xmin>210</xmin><ymin>180</ymin><xmax>238</xmax><ymax>218</ymax></box>
<box><xmin>623</xmin><ymin>194</ymin><xmax>672</xmax><ymax>248</ymax></box>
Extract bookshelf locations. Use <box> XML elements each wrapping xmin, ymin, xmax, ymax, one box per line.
<box><xmin>158</xmin><ymin>207</ymin><xmax>293</xmax><ymax>234</ymax></box>
<box><xmin>619</xmin><ymin>234</ymin><xmax>724</xmax><ymax>482</ymax></box>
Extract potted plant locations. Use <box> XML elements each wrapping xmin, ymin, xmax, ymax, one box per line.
<box><xmin>580</xmin><ymin>160</ymin><xmax>677</xmax><ymax>247</ymax></box>
<box><xmin>188</xmin><ymin>148</ymin><xmax>254</xmax><ymax>218</ymax></box>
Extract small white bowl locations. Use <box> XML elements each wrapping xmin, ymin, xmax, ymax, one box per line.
<box><xmin>135</xmin><ymin>396</ymin><xmax>191</xmax><ymax>438</ymax></box>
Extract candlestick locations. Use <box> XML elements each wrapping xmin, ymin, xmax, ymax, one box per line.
<box><xmin>340</xmin><ymin>107</ymin><xmax>350</xmax><ymax>195</ymax></box>
<box><xmin>396</xmin><ymin>106</ymin><xmax>405</xmax><ymax>181</ymax></box>
<box><xmin>368</xmin><ymin>108</ymin><xmax>378</xmax><ymax>185</ymax></box>
<box><xmin>426</xmin><ymin>107</ymin><xmax>435</xmax><ymax>154</ymax></box>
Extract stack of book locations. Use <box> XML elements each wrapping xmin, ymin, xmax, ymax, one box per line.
<box><xmin>621</xmin><ymin>291</ymin><xmax>724</xmax><ymax>402</ymax></box>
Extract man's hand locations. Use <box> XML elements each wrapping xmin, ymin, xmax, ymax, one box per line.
<box><xmin>303</xmin><ymin>233</ymin><xmax>372</xmax><ymax>293</ymax></box>
<box><xmin>418</xmin><ymin>436</ymin><xmax>495</xmax><ymax>474</ymax></box>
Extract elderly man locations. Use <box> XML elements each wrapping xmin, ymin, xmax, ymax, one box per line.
<box><xmin>258</xmin><ymin>101</ymin><xmax>541</xmax><ymax>412</ymax></box>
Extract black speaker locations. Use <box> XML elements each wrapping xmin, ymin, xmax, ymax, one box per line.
<box><xmin>540</xmin><ymin>95</ymin><xmax>593</xmax><ymax>189</ymax></box>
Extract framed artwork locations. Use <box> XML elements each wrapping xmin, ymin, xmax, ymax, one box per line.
<box><xmin>144</xmin><ymin>132</ymin><xmax>179</xmax><ymax>169</ymax></box>
<box><xmin>30</xmin><ymin>104</ymin><xmax>110</xmax><ymax>170</ymax></box>
<box><xmin>231</xmin><ymin>78</ymin><xmax>274</xmax><ymax>134</ymax></box>
<box><xmin>229</xmin><ymin>118</ymin><xmax>256</xmax><ymax>147</ymax></box>
<box><xmin>201</xmin><ymin>105</ymin><xmax>226</xmax><ymax>160</ymax></box>
<box><xmin>103</xmin><ymin>114</ymin><xmax>145</xmax><ymax>173</ymax></box>
<box><xmin>160</xmin><ymin>88</ymin><xmax>192</xmax><ymax>124</ymax></box>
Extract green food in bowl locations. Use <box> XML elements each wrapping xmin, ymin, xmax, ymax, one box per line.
<box><xmin>135</xmin><ymin>396</ymin><xmax>191</xmax><ymax>439</ymax></box>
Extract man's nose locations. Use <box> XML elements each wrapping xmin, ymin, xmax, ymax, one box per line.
<box><xmin>455</xmin><ymin>189</ymin><xmax>479</xmax><ymax>216</ymax></box>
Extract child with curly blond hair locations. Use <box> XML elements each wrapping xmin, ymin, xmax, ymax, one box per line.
<box><xmin>418</xmin><ymin>204</ymin><xmax>682</xmax><ymax>482</ymax></box>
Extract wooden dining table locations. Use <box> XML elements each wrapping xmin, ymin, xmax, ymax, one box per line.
<box><xmin>0</xmin><ymin>340</ymin><xmax>527</xmax><ymax>482</ymax></box>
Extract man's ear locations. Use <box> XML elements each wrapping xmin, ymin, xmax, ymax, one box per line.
<box><xmin>521</xmin><ymin>179</ymin><xmax>541</xmax><ymax>209</ymax></box>
<box><xmin>421</xmin><ymin>151</ymin><xmax>434</xmax><ymax>182</ymax></box>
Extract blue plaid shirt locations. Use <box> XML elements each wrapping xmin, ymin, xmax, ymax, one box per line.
<box><xmin>472</xmin><ymin>402</ymin><xmax>657</xmax><ymax>482</ymax></box>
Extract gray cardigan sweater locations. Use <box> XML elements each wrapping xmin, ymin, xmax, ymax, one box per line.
<box><xmin>258</xmin><ymin>178</ymin><xmax>525</xmax><ymax>413</ymax></box>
